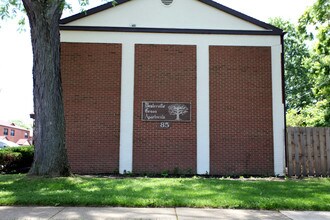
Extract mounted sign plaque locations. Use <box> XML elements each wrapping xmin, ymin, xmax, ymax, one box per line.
<box><xmin>142</xmin><ymin>101</ymin><xmax>191</xmax><ymax>122</ymax></box>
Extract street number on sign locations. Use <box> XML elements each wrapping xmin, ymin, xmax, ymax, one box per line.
<box><xmin>160</xmin><ymin>122</ymin><xmax>170</xmax><ymax>129</ymax></box>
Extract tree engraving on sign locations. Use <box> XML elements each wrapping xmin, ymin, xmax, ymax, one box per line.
<box><xmin>168</xmin><ymin>104</ymin><xmax>189</xmax><ymax>121</ymax></box>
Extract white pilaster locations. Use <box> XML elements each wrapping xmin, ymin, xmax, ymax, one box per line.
<box><xmin>119</xmin><ymin>43</ymin><xmax>135</xmax><ymax>174</ymax></box>
<box><xmin>61</xmin><ymin>31</ymin><xmax>285</xmax><ymax>175</ymax></box>
<box><xmin>197</xmin><ymin>44</ymin><xmax>210</xmax><ymax>174</ymax></box>
<box><xmin>272</xmin><ymin>44</ymin><xmax>285</xmax><ymax>176</ymax></box>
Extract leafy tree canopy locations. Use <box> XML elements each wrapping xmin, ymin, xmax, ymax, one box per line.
<box><xmin>269</xmin><ymin>18</ymin><xmax>314</xmax><ymax>110</ymax></box>
<box><xmin>298</xmin><ymin>0</ymin><xmax>329</xmax><ymax>126</ymax></box>
<box><xmin>284</xmin><ymin>0</ymin><xmax>330</xmax><ymax>127</ymax></box>
<box><xmin>298</xmin><ymin>0</ymin><xmax>329</xmax><ymax>99</ymax></box>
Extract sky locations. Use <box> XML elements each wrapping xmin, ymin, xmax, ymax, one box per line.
<box><xmin>0</xmin><ymin>0</ymin><xmax>315</xmax><ymax>125</ymax></box>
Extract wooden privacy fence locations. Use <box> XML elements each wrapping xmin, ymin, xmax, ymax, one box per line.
<box><xmin>286</xmin><ymin>127</ymin><xmax>330</xmax><ymax>177</ymax></box>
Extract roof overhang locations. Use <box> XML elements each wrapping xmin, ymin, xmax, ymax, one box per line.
<box><xmin>59</xmin><ymin>0</ymin><xmax>283</xmax><ymax>36</ymax></box>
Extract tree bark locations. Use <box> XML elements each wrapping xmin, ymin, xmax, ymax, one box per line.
<box><xmin>22</xmin><ymin>0</ymin><xmax>71</xmax><ymax>176</ymax></box>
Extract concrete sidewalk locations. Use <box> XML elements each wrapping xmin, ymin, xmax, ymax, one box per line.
<box><xmin>0</xmin><ymin>206</ymin><xmax>329</xmax><ymax>220</ymax></box>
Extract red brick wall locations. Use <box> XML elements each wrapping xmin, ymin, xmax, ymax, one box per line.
<box><xmin>210</xmin><ymin>46</ymin><xmax>274</xmax><ymax>175</ymax></box>
<box><xmin>0</xmin><ymin>125</ymin><xmax>29</xmax><ymax>143</ymax></box>
<box><xmin>61</xmin><ymin>43</ymin><xmax>121</xmax><ymax>174</ymax></box>
<box><xmin>133</xmin><ymin>44</ymin><xmax>197</xmax><ymax>174</ymax></box>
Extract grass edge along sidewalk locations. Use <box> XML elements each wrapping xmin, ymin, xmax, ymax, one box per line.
<box><xmin>0</xmin><ymin>174</ymin><xmax>329</xmax><ymax>210</ymax></box>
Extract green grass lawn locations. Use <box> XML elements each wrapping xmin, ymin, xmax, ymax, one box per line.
<box><xmin>0</xmin><ymin>174</ymin><xmax>329</xmax><ymax>210</ymax></box>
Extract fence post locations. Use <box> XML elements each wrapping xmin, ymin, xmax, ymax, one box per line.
<box><xmin>300</xmin><ymin>128</ymin><xmax>307</xmax><ymax>176</ymax></box>
<box><xmin>313</xmin><ymin>128</ymin><xmax>320</xmax><ymax>176</ymax></box>
<box><xmin>306</xmin><ymin>128</ymin><xmax>313</xmax><ymax>176</ymax></box>
<box><xmin>287</xmin><ymin>127</ymin><xmax>294</xmax><ymax>176</ymax></box>
<box><xmin>319</xmin><ymin>128</ymin><xmax>326</xmax><ymax>176</ymax></box>
<box><xmin>293</xmin><ymin>127</ymin><xmax>300</xmax><ymax>176</ymax></box>
<box><xmin>326</xmin><ymin>128</ymin><xmax>330</xmax><ymax>176</ymax></box>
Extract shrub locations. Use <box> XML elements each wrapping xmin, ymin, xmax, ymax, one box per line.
<box><xmin>0</xmin><ymin>146</ymin><xmax>34</xmax><ymax>173</ymax></box>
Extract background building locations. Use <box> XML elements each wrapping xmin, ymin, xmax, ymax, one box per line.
<box><xmin>0</xmin><ymin>120</ymin><xmax>31</xmax><ymax>145</ymax></box>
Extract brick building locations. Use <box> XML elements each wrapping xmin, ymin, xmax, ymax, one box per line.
<box><xmin>0</xmin><ymin>120</ymin><xmax>30</xmax><ymax>144</ymax></box>
<box><xmin>60</xmin><ymin>0</ymin><xmax>286</xmax><ymax>175</ymax></box>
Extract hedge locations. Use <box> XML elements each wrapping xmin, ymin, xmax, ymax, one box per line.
<box><xmin>0</xmin><ymin>146</ymin><xmax>34</xmax><ymax>173</ymax></box>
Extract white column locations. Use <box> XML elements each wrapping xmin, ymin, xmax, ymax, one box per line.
<box><xmin>196</xmin><ymin>44</ymin><xmax>210</xmax><ymax>174</ymax></box>
<box><xmin>119</xmin><ymin>43</ymin><xmax>135</xmax><ymax>174</ymax></box>
<box><xmin>272</xmin><ymin>44</ymin><xmax>286</xmax><ymax>176</ymax></box>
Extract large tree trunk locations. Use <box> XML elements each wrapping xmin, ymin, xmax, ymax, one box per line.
<box><xmin>23</xmin><ymin>0</ymin><xmax>71</xmax><ymax>176</ymax></box>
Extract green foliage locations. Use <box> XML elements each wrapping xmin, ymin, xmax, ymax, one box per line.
<box><xmin>298</xmin><ymin>0</ymin><xmax>330</xmax><ymax>41</ymax></box>
<box><xmin>0</xmin><ymin>0</ymin><xmax>25</xmax><ymax>30</ymax></box>
<box><xmin>297</xmin><ymin>0</ymin><xmax>330</xmax><ymax>126</ymax></box>
<box><xmin>269</xmin><ymin>18</ymin><xmax>314</xmax><ymax>110</ymax></box>
<box><xmin>0</xmin><ymin>0</ymin><xmax>23</xmax><ymax>20</ymax></box>
<box><xmin>0</xmin><ymin>175</ymin><xmax>329</xmax><ymax>210</ymax></box>
<box><xmin>161</xmin><ymin>170</ymin><xmax>169</xmax><ymax>177</ymax></box>
<box><xmin>0</xmin><ymin>151</ymin><xmax>21</xmax><ymax>168</ymax></box>
<box><xmin>270</xmin><ymin>1</ymin><xmax>329</xmax><ymax>127</ymax></box>
<box><xmin>0</xmin><ymin>146</ymin><xmax>34</xmax><ymax>173</ymax></box>
<box><xmin>286</xmin><ymin>99</ymin><xmax>330</xmax><ymax>127</ymax></box>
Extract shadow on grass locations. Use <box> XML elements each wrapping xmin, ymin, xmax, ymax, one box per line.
<box><xmin>0</xmin><ymin>175</ymin><xmax>329</xmax><ymax>210</ymax></box>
